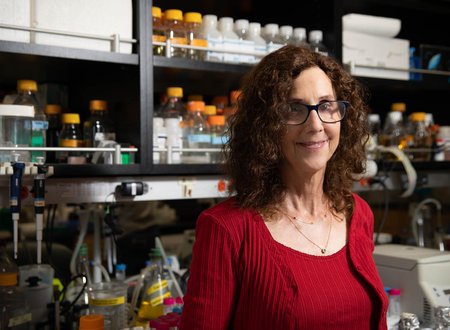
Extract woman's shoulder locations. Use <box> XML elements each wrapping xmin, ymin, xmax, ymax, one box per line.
<box><xmin>198</xmin><ymin>197</ymin><xmax>257</xmax><ymax>230</ymax></box>
<box><xmin>352</xmin><ymin>192</ymin><xmax>371</xmax><ymax>214</ymax></box>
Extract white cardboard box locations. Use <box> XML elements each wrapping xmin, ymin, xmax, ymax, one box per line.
<box><xmin>0</xmin><ymin>0</ymin><xmax>30</xmax><ymax>42</ymax></box>
<box><xmin>30</xmin><ymin>0</ymin><xmax>133</xmax><ymax>53</ymax></box>
<box><xmin>342</xmin><ymin>30</ymin><xmax>409</xmax><ymax>80</ymax></box>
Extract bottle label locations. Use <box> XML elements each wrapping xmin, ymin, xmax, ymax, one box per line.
<box><xmin>153</xmin><ymin>35</ymin><xmax>166</xmax><ymax>43</ymax></box>
<box><xmin>146</xmin><ymin>279</ymin><xmax>171</xmax><ymax>307</ymax></box>
<box><xmin>187</xmin><ymin>134</ymin><xmax>210</xmax><ymax>143</ymax></box>
<box><xmin>191</xmin><ymin>39</ymin><xmax>208</xmax><ymax>47</ymax></box>
<box><xmin>60</xmin><ymin>139</ymin><xmax>83</xmax><ymax>147</ymax></box>
<box><xmin>32</xmin><ymin>120</ymin><xmax>49</xmax><ymax>130</ymax></box>
<box><xmin>90</xmin><ymin>296</ymin><xmax>126</xmax><ymax>306</ymax></box>
<box><xmin>31</xmin><ymin>135</ymin><xmax>44</xmax><ymax>147</ymax></box>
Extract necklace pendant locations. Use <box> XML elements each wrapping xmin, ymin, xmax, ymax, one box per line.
<box><xmin>321</xmin><ymin>248</ymin><xmax>327</xmax><ymax>254</ymax></box>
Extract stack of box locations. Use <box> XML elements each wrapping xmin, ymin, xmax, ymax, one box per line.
<box><xmin>342</xmin><ymin>13</ymin><xmax>410</xmax><ymax>80</ymax></box>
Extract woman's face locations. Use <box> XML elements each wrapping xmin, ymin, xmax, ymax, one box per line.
<box><xmin>281</xmin><ymin>66</ymin><xmax>341</xmax><ymax>176</ymax></box>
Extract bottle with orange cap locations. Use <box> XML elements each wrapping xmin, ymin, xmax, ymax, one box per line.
<box><xmin>164</xmin><ymin>9</ymin><xmax>187</xmax><ymax>58</ymax></box>
<box><xmin>182</xmin><ymin>100</ymin><xmax>211</xmax><ymax>163</ymax></box>
<box><xmin>79</xmin><ymin>314</ymin><xmax>104</xmax><ymax>330</ymax></box>
<box><xmin>208</xmin><ymin>114</ymin><xmax>226</xmax><ymax>163</ymax></box>
<box><xmin>152</xmin><ymin>6</ymin><xmax>166</xmax><ymax>56</ymax></box>
<box><xmin>184</xmin><ymin>12</ymin><xmax>208</xmax><ymax>61</ymax></box>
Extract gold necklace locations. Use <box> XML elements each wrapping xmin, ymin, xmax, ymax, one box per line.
<box><xmin>279</xmin><ymin>209</ymin><xmax>315</xmax><ymax>225</ymax></box>
<box><xmin>287</xmin><ymin>216</ymin><xmax>332</xmax><ymax>254</ymax></box>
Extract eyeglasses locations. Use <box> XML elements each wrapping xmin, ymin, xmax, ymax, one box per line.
<box><xmin>285</xmin><ymin>100</ymin><xmax>349</xmax><ymax>125</ymax></box>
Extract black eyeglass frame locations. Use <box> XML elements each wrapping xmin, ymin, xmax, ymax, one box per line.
<box><xmin>285</xmin><ymin>100</ymin><xmax>349</xmax><ymax>125</ymax></box>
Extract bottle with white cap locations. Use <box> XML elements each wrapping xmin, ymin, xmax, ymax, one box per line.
<box><xmin>309</xmin><ymin>30</ymin><xmax>328</xmax><ymax>56</ymax></box>
<box><xmin>234</xmin><ymin>19</ymin><xmax>255</xmax><ymax>64</ymax></box>
<box><xmin>201</xmin><ymin>14</ymin><xmax>223</xmax><ymax>62</ymax></box>
<box><xmin>263</xmin><ymin>23</ymin><xmax>283</xmax><ymax>54</ymax></box>
<box><xmin>247</xmin><ymin>22</ymin><xmax>267</xmax><ymax>62</ymax></box>
<box><xmin>278</xmin><ymin>25</ymin><xmax>294</xmax><ymax>45</ymax></box>
<box><xmin>218</xmin><ymin>17</ymin><xmax>240</xmax><ymax>63</ymax></box>
<box><xmin>293</xmin><ymin>27</ymin><xmax>309</xmax><ymax>48</ymax></box>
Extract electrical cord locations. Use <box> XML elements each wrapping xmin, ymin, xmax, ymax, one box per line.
<box><xmin>369</xmin><ymin>177</ymin><xmax>391</xmax><ymax>245</ymax></box>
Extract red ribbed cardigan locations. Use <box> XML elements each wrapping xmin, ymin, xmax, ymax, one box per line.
<box><xmin>180</xmin><ymin>193</ymin><xmax>388</xmax><ymax>330</ymax></box>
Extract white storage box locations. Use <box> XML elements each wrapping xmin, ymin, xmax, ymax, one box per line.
<box><xmin>342</xmin><ymin>30</ymin><xmax>409</xmax><ymax>80</ymax></box>
<box><xmin>30</xmin><ymin>0</ymin><xmax>133</xmax><ymax>53</ymax></box>
<box><xmin>0</xmin><ymin>0</ymin><xmax>30</xmax><ymax>43</ymax></box>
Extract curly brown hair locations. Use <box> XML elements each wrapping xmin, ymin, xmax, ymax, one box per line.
<box><xmin>224</xmin><ymin>45</ymin><xmax>370</xmax><ymax>218</ymax></box>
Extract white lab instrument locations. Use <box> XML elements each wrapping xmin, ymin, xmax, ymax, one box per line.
<box><xmin>374</xmin><ymin>244</ymin><xmax>450</xmax><ymax>324</ymax></box>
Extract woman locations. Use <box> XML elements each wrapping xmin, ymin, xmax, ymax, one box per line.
<box><xmin>179</xmin><ymin>45</ymin><xmax>388</xmax><ymax>329</ymax></box>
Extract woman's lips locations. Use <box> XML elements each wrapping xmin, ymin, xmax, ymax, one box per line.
<box><xmin>299</xmin><ymin>140</ymin><xmax>327</xmax><ymax>149</ymax></box>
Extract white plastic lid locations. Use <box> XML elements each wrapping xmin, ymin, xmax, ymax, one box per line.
<box><xmin>234</xmin><ymin>19</ymin><xmax>249</xmax><ymax>30</ymax></box>
<box><xmin>219</xmin><ymin>17</ymin><xmax>234</xmax><ymax>32</ymax></box>
<box><xmin>388</xmin><ymin>111</ymin><xmax>402</xmax><ymax>124</ymax></box>
<box><xmin>368</xmin><ymin>113</ymin><xmax>381</xmax><ymax>123</ymax></box>
<box><xmin>202</xmin><ymin>15</ymin><xmax>218</xmax><ymax>27</ymax></box>
<box><xmin>309</xmin><ymin>30</ymin><xmax>323</xmax><ymax>42</ymax></box>
<box><xmin>279</xmin><ymin>25</ymin><xmax>293</xmax><ymax>37</ymax></box>
<box><xmin>293</xmin><ymin>27</ymin><xmax>307</xmax><ymax>39</ymax></box>
<box><xmin>0</xmin><ymin>104</ymin><xmax>34</xmax><ymax>117</ymax></box>
<box><xmin>248</xmin><ymin>22</ymin><xmax>261</xmax><ymax>36</ymax></box>
<box><xmin>264</xmin><ymin>23</ymin><xmax>279</xmax><ymax>36</ymax></box>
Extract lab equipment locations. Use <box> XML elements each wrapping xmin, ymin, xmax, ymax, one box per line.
<box><xmin>374</xmin><ymin>244</ymin><xmax>450</xmax><ymax>324</ymax></box>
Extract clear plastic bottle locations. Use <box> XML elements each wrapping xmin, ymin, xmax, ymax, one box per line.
<box><xmin>162</xmin><ymin>297</ymin><xmax>175</xmax><ymax>315</ymax></box>
<box><xmin>115</xmin><ymin>263</ymin><xmax>126</xmax><ymax>282</ymax></box>
<box><xmin>247</xmin><ymin>22</ymin><xmax>267</xmax><ymax>62</ymax></box>
<box><xmin>219</xmin><ymin>17</ymin><xmax>240</xmax><ymax>63</ymax></box>
<box><xmin>263</xmin><ymin>23</ymin><xmax>283</xmax><ymax>54</ymax></box>
<box><xmin>160</xmin><ymin>87</ymin><xmax>186</xmax><ymax>121</ymax></box>
<box><xmin>13</xmin><ymin>79</ymin><xmax>48</xmax><ymax>163</ymax></box>
<box><xmin>380</xmin><ymin>104</ymin><xmax>408</xmax><ymax>160</ymax></box>
<box><xmin>0</xmin><ymin>243</ymin><xmax>32</xmax><ymax>330</ymax></box>
<box><xmin>278</xmin><ymin>25</ymin><xmax>294</xmax><ymax>45</ymax></box>
<box><xmin>164</xmin><ymin>9</ymin><xmax>187</xmax><ymax>58</ymax></box>
<box><xmin>293</xmin><ymin>27</ymin><xmax>309</xmax><ymax>48</ymax></box>
<box><xmin>234</xmin><ymin>19</ymin><xmax>255</xmax><ymax>64</ymax></box>
<box><xmin>136</xmin><ymin>250</ymin><xmax>172</xmax><ymax>325</ymax></box>
<box><xmin>152</xmin><ymin>6</ymin><xmax>166</xmax><ymax>56</ymax></box>
<box><xmin>208</xmin><ymin>114</ymin><xmax>226</xmax><ymax>163</ymax></box>
<box><xmin>182</xmin><ymin>100</ymin><xmax>211</xmax><ymax>163</ymax></box>
<box><xmin>184</xmin><ymin>12</ymin><xmax>207</xmax><ymax>61</ymax></box>
<box><xmin>58</xmin><ymin>113</ymin><xmax>85</xmax><ymax>164</ymax></box>
<box><xmin>201</xmin><ymin>14</ymin><xmax>223</xmax><ymax>62</ymax></box>
<box><xmin>153</xmin><ymin>117</ymin><xmax>167</xmax><ymax>164</ymax></box>
<box><xmin>44</xmin><ymin>104</ymin><xmax>62</xmax><ymax>163</ymax></box>
<box><xmin>410</xmin><ymin>112</ymin><xmax>432</xmax><ymax>161</ymax></box>
<box><xmin>388</xmin><ymin>288</ymin><xmax>401</xmax><ymax>319</ymax></box>
<box><xmin>309</xmin><ymin>30</ymin><xmax>328</xmax><ymax>56</ymax></box>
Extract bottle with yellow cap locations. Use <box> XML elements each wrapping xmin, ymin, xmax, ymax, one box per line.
<box><xmin>409</xmin><ymin>112</ymin><xmax>432</xmax><ymax>161</ymax></box>
<box><xmin>59</xmin><ymin>113</ymin><xmax>85</xmax><ymax>164</ymax></box>
<box><xmin>44</xmin><ymin>104</ymin><xmax>62</xmax><ymax>163</ymax></box>
<box><xmin>379</xmin><ymin>102</ymin><xmax>408</xmax><ymax>160</ymax></box>
<box><xmin>0</xmin><ymin>242</ymin><xmax>32</xmax><ymax>330</ymax></box>
<box><xmin>83</xmin><ymin>100</ymin><xmax>116</xmax><ymax>149</ymax></box>
<box><xmin>152</xmin><ymin>6</ymin><xmax>166</xmax><ymax>56</ymax></box>
<box><xmin>184</xmin><ymin>12</ymin><xmax>207</xmax><ymax>61</ymax></box>
<box><xmin>13</xmin><ymin>79</ymin><xmax>48</xmax><ymax>163</ymax></box>
<box><xmin>164</xmin><ymin>9</ymin><xmax>187</xmax><ymax>58</ymax></box>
